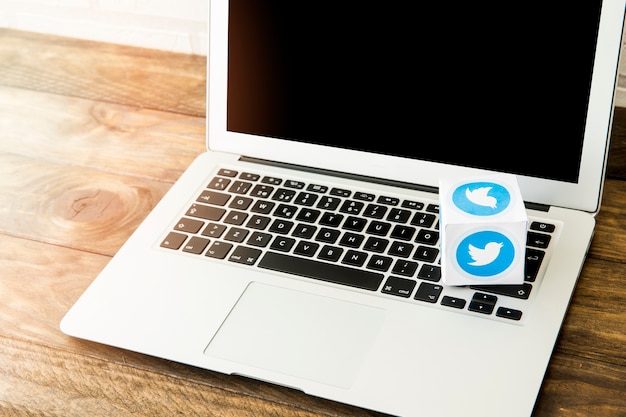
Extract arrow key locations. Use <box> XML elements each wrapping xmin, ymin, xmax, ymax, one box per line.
<box><xmin>496</xmin><ymin>307</ymin><xmax>523</xmax><ymax>321</ymax></box>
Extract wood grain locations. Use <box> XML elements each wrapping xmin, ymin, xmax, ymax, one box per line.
<box><xmin>0</xmin><ymin>29</ymin><xmax>206</xmax><ymax>117</ymax></box>
<box><xmin>0</xmin><ymin>152</ymin><xmax>172</xmax><ymax>255</ymax></box>
<box><xmin>0</xmin><ymin>86</ymin><xmax>206</xmax><ymax>182</ymax></box>
<box><xmin>1</xmin><ymin>28</ymin><xmax>625</xmax><ymax>417</ymax></box>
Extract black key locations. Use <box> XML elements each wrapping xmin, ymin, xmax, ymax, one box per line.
<box><xmin>390</xmin><ymin>225</ymin><xmax>416</xmax><ymax>241</ymax></box>
<box><xmin>223</xmin><ymin>211</ymin><xmax>248</xmax><ymax>225</ymax></box>
<box><xmin>529</xmin><ymin>221</ymin><xmax>555</xmax><ymax>233</ymax></box>
<box><xmin>426</xmin><ymin>204</ymin><xmax>439</xmax><ymax>213</ymax></box>
<box><xmin>294</xmin><ymin>192</ymin><xmax>319</xmax><ymax>206</ymax></box>
<box><xmin>182</xmin><ymin>236</ymin><xmax>211</xmax><ymax>255</ymax></box>
<box><xmin>339</xmin><ymin>232</ymin><xmax>365</xmax><ymax>248</ymax></box>
<box><xmin>285</xmin><ymin>180</ymin><xmax>305</xmax><ymax>189</ymax></box>
<box><xmin>317</xmin><ymin>196</ymin><xmax>341</xmax><ymax>211</ymax></box>
<box><xmin>174</xmin><ymin>217</ymin><xmax>204</xmax><ymax>233</ymax></box>
<box><xmin>330</xmin><ymin>188</ymin><xmax>351</xmax><ymax>197</ymax></box>
<box><xmin>468</xmin><ymin>293</ymin><xmax>497</xmax><ymax>314</ymax></box>
<box><xmin>272</xmin><ymin>188</ymin><xmax>297</xmax><ymax>202</ymax></box>
<box><xmin>315</xmin><ymin>228</ymin><xmax>341</xmax><ymax>243</ymax></box>
<box><xmin>228</xmin><ymin>180</ymin><xmax>253</xmax><ymax>194</ymax></box>
<box><xmin>217</xmin><ymin>168</ymin><xmax>237</xmax><ymax>177</ymax></box>
<box><xmin>269</xmin><ymin>219</ymin><xmax>294</xmax><ymax>234</ymax></box>
<box><xmin>160</xmin><ymin>232</ymin><xmax>187</xmax><ymax>250</ymax></box>
<box><xmin>197</xmin><ymin>190</ymin><xmax>230</xmax><ymax>206</ymax></box>
<box><xmin>258</xmin><ymin>252</ymin><xmax>384</xmax><ymax>291</ymax></box>
<box><xmin>205</xmin><ymin>241</ymin><xmax>233</xmax><ymax>259</ymax></box>
<box><xmin>414</xmin><ymin>282</ymin><xmax>443</xmax><ymax>303</ymax></box>
<box><xmin>413</xmin><ymin>245</ymin><xmax>439</xmax><ymax>262</ymax></box>
<box><xmin>363</xmin><ymin>237</ymin><xmax>389</xmax><ymax>253</ymax></box>
<box><xmin>250</xmin><ymin>184</ymin><xmax>274</xmax><ymax>198</ymax></box>
<box><xmin>246</xmin><ymin>215</ymin><xmax>271</xmax><ymax>230</ymax></box>
<box><xmin>382</xmin><ymin>276</ymin><xmax>416</xmax><ymax>298</ymax></box>
<box><xmin>527</xmin><ymin>231</ymin><xmax>551</xmax><ymax>249</ymax></box>
<box><xmin>307</xmin><ymin>184</ymin><xmax>328</xmax><ymax>193</ymax></box>
<box><xmin>525</xmin><ymin>248</ymin><xmax>545</xmax><ymax>282</ymax></box>
<box><xmin>342</xmin><ymin>250</ymin><xmax>368</xmax><ymax>267</ymax></box>
<box><xmin>388</xmin><ymin>241</ymin><xmax>414</xmax><ymax>258</ymax></box>
<box><xmin>367</xmin><ymin>255</ymin><xmax>393</xmax><ymax>272</ymax></box>
<box><xmin>363</xmin><ymin>203</ymin><xmax>388</xmax><ymax>219</ymax></box>
<box><xmin>402</xmin><ymin>200</ymin><xmax>424</xmax><ymax>210</ymax></box>
<box><xmin>228</xmin><ymin>196</ymin><xmax>253</xmax><ymax>210</ymax></box>
<box><xmin>319</xmin><ymin>212</ymin><xmax>344</xmax><ymax>227</ymax></box>
<box><xmin>228</xmin><ymin>246</ymin><xmax>263</xmax><ymax>266</ymax></box>
<box><xmin>387</xmin><ymin>208</ymin><xmax>411</xmax><ymax>223</ymax></box>
<box><xmin>470</xmin><ymin>283</ymin><xmax>533</xmax><ymax>300</ymax></box>
<box><xmin>343</xmin><ymin>216</ymin><xmax>367</xmax><ymax>231</ymax></box>
<box><xmin>270</xmin><ymin>236</ymin><xmax>296</xmax><ymax>252</ymax></box>
<box><xmin>202</xmin><ymin>222</ymin><xmax>227</xmax><ymax>238</ymax></box>
<box><xmin>411</xmin><ymin>212</ymin><xmax>436</xmax><ymax>228</ymax></box>
<box><xmin>340</xmin><ymin>200</ymin><xmax>365</xmax><ymax>214</ymax></box>
<box><xmin>318</xmin><ymin>245</ymin><xmax>344</xmax><ymax>262</ymax></box>
<box><xmin>186</xmin><ymin>204</ymin><xmax>225</xmax><ymax>221</ymax></box>
<box><xmin>223</xmin><ymin>227</ymin><xmax>249</xmax><ymax>243</ymax></box>
<box><xmin>207</xmin><ymin>177</ymin><xmax>231</xmax><ymax>190</ymax></box>
<box><xmin>354</xmin><ymin>192</ymin><xmax>375</xmax><ymax>201</ymax></box>
<box><xmin>247</xmin><ymin>232</ymin><xmax>272</xmax><ymax>247</ymax></box>
<box><xmin>294</xmin><ymin>241</ymin><xmax>320</xmax><ymax>257</ymax></box>
<box><xmin>274</xmin><ymin>204</ymin><xmax>297</xmax><ymax>218</ymax></box>
<box><xmin>496</xmin><ymin>307</ymin><xmax>523</xmax><ymax>321</ymax></box>
<box><xmin>391</xmin><ymin>260</ymin><xmax>418</xmax><ymax>277</ymax></box>
<box><xmin>441</xmin><ymin>296</ymin><xmax>466</xmax><ymax>309</ymax></box>
<box><xmin>292</xmin><ymin>223</ymin><xmax>317</xmax><ymax>239</ymax></box>
<box><xmin>415</xmin><ymin>229</ymin><xmax>439</xmax><ymax>245</ymax></box>
<box><xmin>295</xmin><ymin>208</ymin><xmax>321</xmax><ymax>223</ymax></box>
<box><xmin>261</xmin><ymin>176</ymin><xmax>281</xmax><ymax>185</ymax></box>
<box><xmin>377</xmin><ymin>196</ymin><xmax>399</xmax><ymax>206</ymax></box>
<box><xmin>240</xmin><ymin>172</ymin><xmax>261</xmax><ymax>181</ymax></box>
<box><xmin>366</xmin><ymin>221</ymin><xmax>391</xmax><ymax>236</ymax></box>
<box><xmin>417</xmin><ymin>264</ymin><xmax>441</xmax><ymax>282</ymax></box>
<box><xmin>250</xmin><ymin>199</ymin><xmax>275</xmax><ymax>213</ymax></box>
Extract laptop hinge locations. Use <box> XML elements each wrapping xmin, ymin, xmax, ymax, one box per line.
<box><xmin>239</xmin><ymin>156</ymin><xmax>439</xmax><ymax>194</ymax></box>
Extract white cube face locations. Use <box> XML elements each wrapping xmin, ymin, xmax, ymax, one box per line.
<box><xmin>439</xmin><ymin>174</ymin><xmax>528</xmax><ymax>286</ymax></box>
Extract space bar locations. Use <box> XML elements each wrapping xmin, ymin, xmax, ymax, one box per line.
<box><xmin>258</xmin><ymin>252</ymin><xmax>384</xmax><ymax>291</ymax></box>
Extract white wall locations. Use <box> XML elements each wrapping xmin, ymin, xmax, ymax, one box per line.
<box><xmin>0</xmin><ymin>0</ymin><xmax>207</xmax><ymax>55</ymax></box>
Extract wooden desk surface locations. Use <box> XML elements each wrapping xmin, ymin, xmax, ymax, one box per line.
<box><xmin>1</xmin><ymin>29</ymin><xmax>625</xmax><ymax>417</ymax></box>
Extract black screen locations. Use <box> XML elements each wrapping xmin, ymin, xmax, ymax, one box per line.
<box><xmin>227</xmin><ymin>1</ymin><xmax>603</xmax><ymax>182</ymax></box>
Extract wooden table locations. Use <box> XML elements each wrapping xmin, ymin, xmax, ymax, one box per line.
<box><xmin>1</xmin><ymin>29</ymin><xmax>625</xmax><ymax>417</ymax></box>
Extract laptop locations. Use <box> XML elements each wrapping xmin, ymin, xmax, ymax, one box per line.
<box><xmin>61</xmin><ymin>1</ymin><xmax>626</xmax><ymax>416</ymax></box>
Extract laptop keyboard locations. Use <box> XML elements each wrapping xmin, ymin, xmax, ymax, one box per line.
<box><xmin>160</xmin><ymin>167</ymin><xmax>556</xmax><ymax>324</ymax></box>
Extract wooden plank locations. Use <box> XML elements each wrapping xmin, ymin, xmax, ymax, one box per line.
<box><xmin>608</xmin><ymin>107</ymin><xmax>626</xmax><ymax>180</ymax></box>
<box><xmin>0</xmin><ymin>152</ymin><xmax>172</xmax><ymax>255</ymax></box>
<box><xmin>591</xmin><ymin>178</ymin><xmax>626</xmax><ymax>262</ymax></box>
<box><xmin>537</xmin><ymin>352</ymin><xmax>626</xmax><ymax>416</ymax></box>
<box><xmin>0</xmin><ymin>86</ymin><xmax>206</xmax><ymax>182</ymax></box>
<box><xmin>0</xmin><ymin>336</ymin><xmax>369</xmax><ymax>417</ymax></box>
<box><xmin>0</xmin><ymin>29</ymin><xmax>206</xmax><ymax>117</ymax></box>
<box><xmin>556</xmin><ymin>256</ymin><xmax>626</xmax><ymax>363</ymax></box>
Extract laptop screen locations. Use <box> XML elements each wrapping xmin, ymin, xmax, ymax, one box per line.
<box><xmin>227</xmin><ymin>1</ymin><xmax>603</xmax><ymax>183</ymax></box>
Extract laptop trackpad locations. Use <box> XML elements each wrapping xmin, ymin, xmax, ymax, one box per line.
<box><xmin>204</xmin><ymin>282</ymin><xmax>386</xmax><ymax>388</ymax></box>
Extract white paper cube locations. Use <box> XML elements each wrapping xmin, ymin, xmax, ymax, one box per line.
<box><xmin>439</xmin><ymin>173</ymin><xmax>528</xmax><ymax>286</ymax></box>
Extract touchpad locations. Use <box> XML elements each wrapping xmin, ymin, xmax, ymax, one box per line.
<box><xmin>204</xmin><ymin>282</ymin><xmax>386</xmax><ymax>388</ymax></box>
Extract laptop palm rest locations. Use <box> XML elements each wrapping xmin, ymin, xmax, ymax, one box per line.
<box><xmin>204</xmin><ymin>282</ymin><xmax>386</xmax><ymax>388</ymax></box>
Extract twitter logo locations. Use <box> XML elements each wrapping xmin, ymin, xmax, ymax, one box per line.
<box><xmin>456</xmin><ymin>231</ymin><xmax>515</xmax><ymax>277</ymax></box>
<box><xmin>452</xmin><ymin>181</ymin><xmax>510</xmax><ymax>216</ymax></box>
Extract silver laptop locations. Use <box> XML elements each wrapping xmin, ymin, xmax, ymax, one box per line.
<box><xmin>61</xmin><ymin>1</ymin><xmax>626</xmax><ymax>416</ymax></box>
